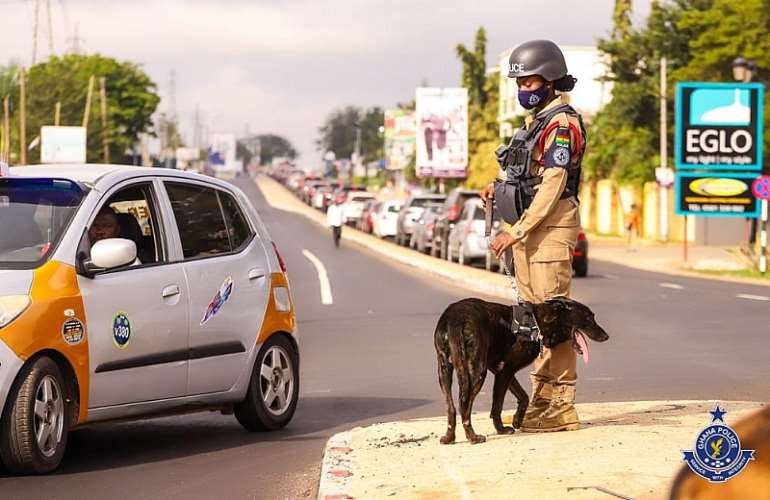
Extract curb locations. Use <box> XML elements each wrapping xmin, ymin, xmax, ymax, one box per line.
<box><xmin>317</xmin><ymin>431</ymin><xmax>355</xmax><ymax>500</ymax></box>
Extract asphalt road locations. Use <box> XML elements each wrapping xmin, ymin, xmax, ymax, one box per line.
<box><xmin>2</xmin><ymin>174</ymin><xmax>769</xmax><ymax>499</ymax></box>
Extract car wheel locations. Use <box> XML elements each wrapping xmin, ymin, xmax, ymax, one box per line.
<box><xmin>235</xmin><ymin>335</ymin><xmax>299</xmax><ymax>432</ymax></box>
<box><xmin>573</xmin><ymin>258</ymin><xmax>588</xmax><ymax>278</ymax></box>
<box><xmin>0</xmin><ymin>357</ymin><xmax>69</xmax><ymax>474</ymax></box>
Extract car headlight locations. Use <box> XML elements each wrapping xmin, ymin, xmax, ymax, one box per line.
<box><xmin>0</xmin><ymin>295</ymin><xmax>31</xmax><ymax>328</ymax></box>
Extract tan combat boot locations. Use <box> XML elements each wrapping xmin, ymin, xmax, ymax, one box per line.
<box><xmin>519</xmin><ymin>379</ymin><xmax>552</xmax><ymax>431</ymax></box>
<box><xmin>524</xmin><ymin>384</ymin><xmax>579</xmax><ymax>432</ymax></box>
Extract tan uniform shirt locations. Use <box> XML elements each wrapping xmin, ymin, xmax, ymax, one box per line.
<box><xmin>504</xmin><ymin>96</ymin><xmax>583</xmax><ymax>242</ymax></box>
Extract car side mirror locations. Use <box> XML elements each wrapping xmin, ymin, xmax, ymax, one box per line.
<box><xmin>80</xmin><ymin>238</ymin><xmax>137</xmax><ymax>278</ymax></box>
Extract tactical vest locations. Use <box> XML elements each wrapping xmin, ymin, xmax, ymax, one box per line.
<box><xmin>494</xmin><ymin>103</ymin><xmax>586</xmax><ymax>225</ymax></box>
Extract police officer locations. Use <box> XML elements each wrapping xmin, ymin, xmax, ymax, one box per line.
<box><xmin>482</xmin><ymin>40</ymin><xmax>586</xmax><ymax>433</ymax></box>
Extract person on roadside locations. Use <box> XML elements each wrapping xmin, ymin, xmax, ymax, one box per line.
<box><xmin>626</xmin><ymin>203</ymin><xmax>641</xmax><ymax>252</ymax></box>
<box><xmin>326</xmin><ymin>195</ymin><xmax>344</xmax><ymax>248</ymax></box>
<box><xmin>481</xmin><ymin>40</ymin><xmax>587</xmax><ymax>433</ymax></box>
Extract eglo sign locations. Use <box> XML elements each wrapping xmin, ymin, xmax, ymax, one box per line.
<box><xmin>675</xmin><ymin>82</ymin><xmax>763</xmax><ymax>170</ymax></box>
<box><xmin>674</xmin><ymin>82</ymin><xmax>764</xmax><ymax>218</ymax></box>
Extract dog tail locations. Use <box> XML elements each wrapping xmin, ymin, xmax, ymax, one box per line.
<box><xmin>446</xmin><ymin>319</ymin><xmax>471</xmax><ymax>398</ymax></box>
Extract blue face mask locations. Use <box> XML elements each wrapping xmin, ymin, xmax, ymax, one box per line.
<box><xmin>518</xmin><ymin>84</ymin><xmax>551</xmax><ymax>109</ymax></box>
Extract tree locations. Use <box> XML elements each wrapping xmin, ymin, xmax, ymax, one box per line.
<box><xmin>316</xmin><ymin>105</ymin><xmax>384</xmax><ymax>162</ymax></box>
<box><xmin>584</xmin><ymin>0</ymin><xmax>770</xmax><ymax>184</ymax></box>
<box><xmin>238</xmin><ymin>133</ymin><xmax>297</xmax><ymax>165</ymax></box>
<box><xmin>456</xmin><ymin>27</ymin><xmax>500</xmax><ymax>188</ymax></box>
<box><xmin>2</xmin><ymin>54</ymin><xmax>160</xmax><ymax>164</ymax></box>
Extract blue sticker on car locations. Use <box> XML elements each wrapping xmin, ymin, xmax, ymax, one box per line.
<box><xmin>112</xmin><ymin>312</ymin><xmax>131</xmax><ymax>349</ymax></box>
<box><xmin>201</xmin><ymin>277</ymin><xmax>234</xmax><ymax>325</ymax></box>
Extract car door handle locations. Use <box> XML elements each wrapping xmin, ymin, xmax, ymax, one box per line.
<box><xmin>162</xmin><ymin>285</ymin><xmax>181</xmax><ymax>298</ymax></box>
<box><xmin>248</xmin><ymin>268</ymin><xmax>266</xmax><ymax>280</ymax></box>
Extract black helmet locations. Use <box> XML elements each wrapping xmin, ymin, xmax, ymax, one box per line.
<box><xmin>507</xmin><ymin>40</ymin><xmax>568</xmax><ymax>81</ymax></box>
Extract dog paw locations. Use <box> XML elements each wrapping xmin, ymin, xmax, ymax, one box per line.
<box><xmin>440</xmin><ymin>434</ymin><xmax>455</xmax><ymax>445</ymax></box>
<box><xmin>497</xmin><ymin>426</ymin><xmax>515</xmax><ymax>435</ymax></box>
<box><xmin>469</xmin><ymin>434</ymin><xmax>487</xmax><ymax>445</ymax></box>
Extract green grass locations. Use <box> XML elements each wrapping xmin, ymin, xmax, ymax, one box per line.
<box><xmin>687</xmin><ymin>267</ymin><xmax>770</xmax><ymax>281</ymax></box>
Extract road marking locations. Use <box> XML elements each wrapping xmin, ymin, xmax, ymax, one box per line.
<box><xmin>659</xmin><ymin>282</ymin><xmax>684</xmax><ymax>290</ymax></box>
<box><xmin>736</xmin><ymin>293</ymin><xmax>770</xmax><ymax>301</ymax></box>
<box><xmin>302</xmin><ymin>249</ymin><xmax>333</xmax><ymax>305</ymax></box>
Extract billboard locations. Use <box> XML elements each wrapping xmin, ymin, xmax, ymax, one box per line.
<box><xmin>675</xmin><ymin>172</ymin><xmax>760</xmax><ymax>217</ymax></box>
<box><xmin>384</xmin><ymin>109</ymin><xmax>416</xmax><ymax>171</ymax></box>
<box><xmin>40</xmin><ymin>126</ymin><xmax>87</xmax><ymax>163</ymax></box>
<box><xmin>415</xmin><ymin>88</ymin><xmax>468</xmax><ymax>178</ymax></box>
<box><xmin>209</xmin><ymin>134</ymin><xmax>243</xmax><ymax>172</ymax></box>
<box><xmin>675</xmin><ymin>82</ymin><xmax>764</xmax><ymax>170</ymax></box>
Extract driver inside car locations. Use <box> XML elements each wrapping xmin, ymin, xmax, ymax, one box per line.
<box><xmin>88</xmin><ymin>206</ymin><xmax>143</xmax><ymax>265</ymax></box>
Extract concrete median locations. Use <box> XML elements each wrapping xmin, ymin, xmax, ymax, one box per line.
<box><xmin>316</xmin><ymin>400</ymin><xmax>764</xmax><ymax>500</ymax></box>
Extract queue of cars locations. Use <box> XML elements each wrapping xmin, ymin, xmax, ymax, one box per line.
<box><xmin>0</xmin><ymin>164</ymin><xmax>299</xmax><ymax>474</ymax></box>
<box><xmin>270</xmin><ymin>169</ymin><xmax>589</xmax><ymax>277</ymax></box>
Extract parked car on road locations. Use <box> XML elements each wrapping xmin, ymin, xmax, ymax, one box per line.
<box><xmin>302</xmin><ymin>180</ymin><xmax>327</xmax><ymax>205</ymax></box>
<box><xmin>372</xmin><ymin>199</ymin><xmax>404</xmax><ymax>239</ymax></box>
<box><xmin>395</xmin><ymin>194</ymin><xmax>446</xmax><ymax>246</ymax></box>
<box><xmin>357</xmin><ymin>200</ymin><xmax>380</xmax><ymax>234</ymax></box>
<box><xmin>342</xmin><ymin>192</ymin><xmax>376</xmax><ymax>226</ymax></box>
<box><xmin>432</xmin><ymin>189</ymin><xmax>480</xmax><ymax>259</ymax></box>
<box><xmin>409</xmin><ymin>203</ymin><xmax>443</xmax><ymax>253</ymax></box>
<box><xmin>447</xmin><ymin>198</ymin><xmax>500</xmax><ymax>266</ymax></box>
<box><xmin>0</xmin><ymin>164</ymin><xmax>299</xmax><ymax>474</ymax></box>
<box><xmin>311</xmin><ymin>184</ymin><xmax>334</xmax><ymax>211</ymax></box>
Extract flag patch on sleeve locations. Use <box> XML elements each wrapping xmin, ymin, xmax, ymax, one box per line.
<box><xmin>555</xmin><ymin>127</ymin><xmax>571</xmax><ymax>148</ymax></box>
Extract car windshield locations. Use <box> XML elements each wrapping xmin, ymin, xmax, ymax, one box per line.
<box><xmin>0</xmin><ymin>178</ymin><xmax>85</xmax><ymax>270</ymax></box>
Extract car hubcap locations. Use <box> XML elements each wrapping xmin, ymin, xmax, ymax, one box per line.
<box><xmin>34</xmin><ymin>375</ymin><xmax>64</xmax><ymax>458</ymax></box>
<box><xmin>260</xmin><ymin>346</ymin><xmax>294</xmax><ymax>416</ymax></box>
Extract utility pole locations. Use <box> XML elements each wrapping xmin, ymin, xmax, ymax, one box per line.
<box><xmin>659</xmin><ymin>56</ymin><xmax>669</xmax><ymax>242</ymax></box>
<box><xmin>19</xmin><ymin>68</ymin><xmax>27</xmax><ymax>165</ymax></box>
<box><xmin>54</xmin><ymin>101</ymin><xmax>61</xmax><ymax>126</ymax></box>
<box><xmin>193</xmin><ymin>104</ymin><xmax>201</xmax><ymax>149</ymax></box>
<box><xmin>67</xmin><ymin>23</ymin><xmax>83</xmax><ymax>55</ymax></box>
<box><xmin>82</xmin><ymin>75</ymin><xmax>95</xmax><ymax>128</ymax></box>
<box><xmin>99</xmin><ymin>77</ymin><xmax>110</xmax><ymax>163</ymax></box>
<box><xmin>45</xmin><ymin>0</ymin><xmax>54</xmax><ymax>56</ymax></box>
<box><xmin>32</xmin><ymin>0</ymin><xmax>40</xmax><ymax>65</ymax></box>
<box><xmin>2</xmin><ymin>97</ymin><xmax>10</xmax><ymax>164</ymax></box>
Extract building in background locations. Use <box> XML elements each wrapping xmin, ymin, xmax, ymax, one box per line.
<box><xmin>498</xmin><ymin>45</ymin><xmax>612</xmax><ymax>138</ymax></box>
<box><xmin>415</xmin><ymin>87</ymin><xmax>468</xmax><ymax>178</ymax></box>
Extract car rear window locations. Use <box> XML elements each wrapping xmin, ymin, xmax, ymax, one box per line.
<box><xmin>220</xmin><ymin>192</ymin><xmax>254</xmax><ymax>251</ymax></box>
<box><xmin>410</xmin><ymin>197</ymin><xmax>444</xmax><ymax>208</ymax></box>
<box><xmin>0</xmin><ymin>178</ymin><xmax>85</xmax><ymax>269</ymax></box>
<box><xmin>165</xmin><ymin>182</ymin><xmax>245</xmax><ymax>259</ymax></box>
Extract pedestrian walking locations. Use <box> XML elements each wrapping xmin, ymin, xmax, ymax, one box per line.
<box><xmin>482</xmin><ymin>40</ymin><xmax>587</xmax><ymax>433</ymax></box>
<box><xmin>626</xmin><ymin>203</ymin><xmax>641</xmax><ymax>251</ymax></box>
<box><xmin>327</xmin><ymin>195</ymin><xmax>344</xmax><ymax>247</ymax></box>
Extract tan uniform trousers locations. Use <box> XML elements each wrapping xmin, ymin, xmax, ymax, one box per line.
<box><xmin>512</xmin><ymin>209</ymin><xmax>579</xmax><ymax>388</ymax></box>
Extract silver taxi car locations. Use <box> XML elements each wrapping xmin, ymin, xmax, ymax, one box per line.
<box><xmin>0</xmin><ymin>164</ymin><xmax>298</xmax><ymax>474</ymax></box>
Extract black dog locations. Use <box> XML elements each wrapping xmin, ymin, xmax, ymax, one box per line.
<box><xmin>434</xmin><ymin>297</ymin><xmax>609</xmax><ymax>444</ymax></box>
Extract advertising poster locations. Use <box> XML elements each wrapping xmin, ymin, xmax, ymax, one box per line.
<box><xmin>40</xmin><ymin>126</ymin><xmax>87</xmax><ymax>164</ymax></box>
<box><xmin>415</xmin><ymin>88</ymin><xmax>468</xmax><ymax>178</ymax></box>
<box><xmin>675</xmin><ymin>82</ymin><xmax>764</xmax><ymax>170</ymax></box>
<box><xmin>384</xmin><ymin>109</ymin><xmax>416</xmax><ymax>171</ymax></box>
<box><xmin>675</xmin><ymin>172</ymin><xmax>760</xmax><ymax>217</ymax></box>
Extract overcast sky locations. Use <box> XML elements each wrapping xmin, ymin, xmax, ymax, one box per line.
<box><xmin>2</xmin><ymin>0</ymin><xmax>651</xmax><ymax>163</ymax></box>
